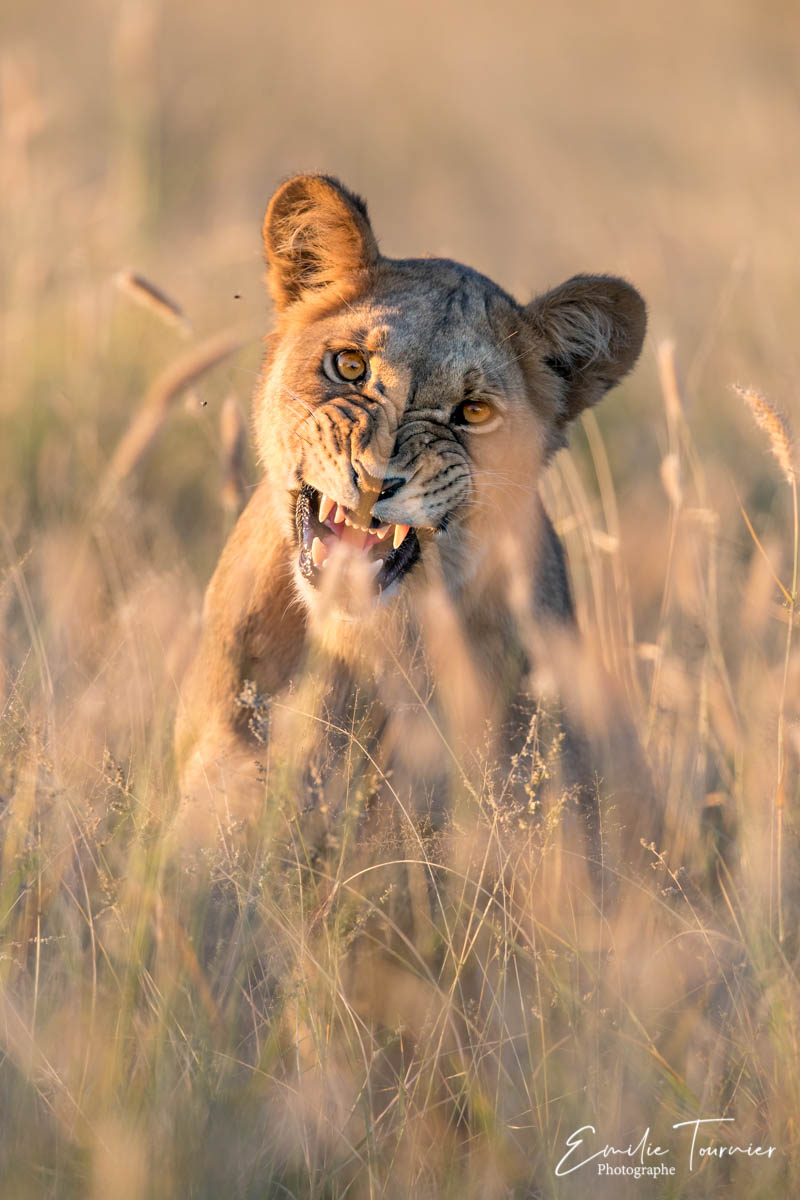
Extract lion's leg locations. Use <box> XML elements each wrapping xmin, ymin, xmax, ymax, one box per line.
<box><xmin>172</xmin><ymin>482</ymin><xmax>307</xmax><ymax>851</ymax></box>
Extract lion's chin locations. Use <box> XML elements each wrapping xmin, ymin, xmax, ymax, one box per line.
<box><xmin>293</xmin><ymin>483</ymin><xmax>421</xmax><ymax>598</ymax></box>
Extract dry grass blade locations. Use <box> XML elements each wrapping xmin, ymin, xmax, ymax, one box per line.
<box><xmin>660</xmin><ymin>451</ymin><xmax>682</xmax><ymax>509</ymax></box>
<box><xmin>657</xmin><ymin>338</ymin><xmax>683</xmax><ymax>424</ymax></box>
<box><xmin>99</xmin><ymin>326</ymin><xmax>248</xmax><ymax>503</ymax></box>
<box><xmin>733</xmin><ymin>383</ymin><xmax>799</xmax><ymax>945</ymax></box>
<box><xmin>731</xmin><ymin>483</ymin><xmax>791</xmax><ymax>604</ymax></box>
<box><xmin>219</xmin><ymin>394</ymin><xmax>247</xmax><ymax>516</ymax></box>
<box><xmin>114</xmin><ymin>270</ymin><xmax>193</xmax><ymax>336</ymax></box>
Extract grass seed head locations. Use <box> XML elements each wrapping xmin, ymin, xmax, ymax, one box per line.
<box><xmin>734</xmin><ymin>383</ymin><xmax>796</xmax><ymax>485</ymax></box>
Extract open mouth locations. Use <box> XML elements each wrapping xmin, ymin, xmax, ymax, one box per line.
<box><xmin>294</xmin><ymin>483</ymin><xmax>421</xmax><ymax>593</ymax></box>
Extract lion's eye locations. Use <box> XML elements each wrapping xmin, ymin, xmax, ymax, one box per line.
<box><xmin>454</xmin><ymin>399</ymin><xmax>494</xmax><ymax>426</ymax></box>
<box><xmin>332</xmin><ymin>349</ymin><xmax>367</xmax><ymax>382</ymax></box>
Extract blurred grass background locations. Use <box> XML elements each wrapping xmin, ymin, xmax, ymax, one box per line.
<box><xmin>2</xmin><ymin>0</ymin><xmax>800</xmax><ymax>1196</ymax></box>
<box><xmin>4</xmin><ymin>0</ymin><xmax>800</xmax><ymax>556</ymax></box>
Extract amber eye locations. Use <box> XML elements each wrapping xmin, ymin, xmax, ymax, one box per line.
<box><xmin>332</xmin><ymin>349</ymin><xmax>368</xmax><ymax>382</ymax></box>
<box><xmin>454</xmin><ymin>399</ymin><xmax>494</xmax><ymax>426</ymax></box>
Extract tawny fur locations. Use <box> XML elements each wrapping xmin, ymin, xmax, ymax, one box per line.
<box><xmin>174</xmin><ymin>174</ymin><xmax>646</xmax><ymax>851</ymax></box>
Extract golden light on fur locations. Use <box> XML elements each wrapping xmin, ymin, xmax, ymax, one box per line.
<box><xmin>174</xmin><ymin>174</ymin><xmax>648</xmax><ymax>850</ymax></box>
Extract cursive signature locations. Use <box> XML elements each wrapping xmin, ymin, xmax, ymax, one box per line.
<box><xmin>555</xmin><ymin>1118</ymin><xmax>777</xmax><ymax>1177</ymax></box>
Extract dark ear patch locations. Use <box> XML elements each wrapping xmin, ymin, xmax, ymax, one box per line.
<box><xmin>526</xmin><ymin>275</ymin><xmax>646</xmax><ymax>425</ymax></box>
<box><xmin>542</xmin><ymin>353</ymin><xmax>573</xmax><ymax>381</ymax></box>
<box><xmin>263</xmin><ymin>174</ymin><xmax>380</xmax><ymax>311</ymax></box>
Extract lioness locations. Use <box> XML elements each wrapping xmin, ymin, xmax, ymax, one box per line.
<box><xmin>175</xmin><ymin>174</ymin><xmax>646</xmax><ymax>857</ymax></box>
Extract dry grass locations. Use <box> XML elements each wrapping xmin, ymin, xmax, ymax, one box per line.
<box><xmin>2</xmin><ymin>1</ymin><xmax>800</xmax><ymax>1196</ymax></box>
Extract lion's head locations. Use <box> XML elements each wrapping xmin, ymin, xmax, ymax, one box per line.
<box><xmin>255</xmin><ymin>174</ymin><xmax>645</xmax><ymax>617</ymax></box>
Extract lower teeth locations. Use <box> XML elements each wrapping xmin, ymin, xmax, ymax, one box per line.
<box><xmin>311</xmin><ymin>535</ymin><xmax>329</xmax><ymax>567</ymax></box>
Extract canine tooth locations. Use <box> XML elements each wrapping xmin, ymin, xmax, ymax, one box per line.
<box><xmin>334</xmin><ymin>504</ymin><xmax>347</xmax><ymax>524</ymax></box>
<box><xmin>368</xmin><ymin>559</ymin><xmax>383</xmax><ymax>577</ymax></box>
<box><xmin>376</xmin><ymin>525</ymin><xmax>390</xmax><ymax>540</ymax></box>
<box><xmin>393</xmin><ymin>523</ymin><xmax>411</xmax><ymax>550</ymax></box>
<box><xmin>311</xmin><ymin>536</ymin><xmax>329</xmax><ymax>567</ymax></box>
<box><xmin>319</xmin><ymin>494</ymin><xmax>335</xmax><ymax>523</ymax></box>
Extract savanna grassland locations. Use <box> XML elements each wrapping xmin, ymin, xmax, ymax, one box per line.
<box><xmin>2</xmin><ymin>1</ymin><xmax>800</xmax><ymax>1196</ymax></box>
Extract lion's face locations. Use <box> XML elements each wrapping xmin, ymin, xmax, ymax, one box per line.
<box><xmin>259</xmin><ymin>263</ymin><xmax>552</xmax><ymax>607</ymax></box>
<box><xmin>255</xmin><ymin>176</ymin><xmax>646</xmax><ymax>616</ymax></box>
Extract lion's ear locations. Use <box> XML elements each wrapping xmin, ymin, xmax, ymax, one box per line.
<box><xmin>525</xmin><ymin>275</ymin><xmax>646</xmax><ymax>425</ymax></box>
<box><xmin>263</xmin><ymin>174</ymin><xmax>379</xmax><ymax>311</ymax></box>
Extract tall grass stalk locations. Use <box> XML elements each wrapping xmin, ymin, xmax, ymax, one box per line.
<box><xmin>734</xmin><ymin>384</ymin><xmax>798</xmax><ymax>944</ymax></box>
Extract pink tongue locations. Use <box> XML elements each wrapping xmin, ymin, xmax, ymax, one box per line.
<box><xmin>339</xmin><ymin>524</ymin><xmax>369</xmax><ymax>551</ymax></box>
